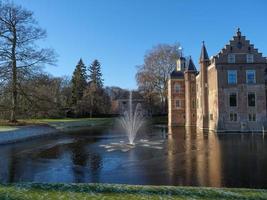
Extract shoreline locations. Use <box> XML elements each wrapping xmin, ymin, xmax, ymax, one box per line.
<box><xmin>0</xmin><ymin>118</ymin><xmax>114</xmax><ymax>145</ymax></box>
<box><xmin>0</xmin><ymin>124</ymin><xmax>59</xmax><ymax>145</ymax></box>
<box><xmin>0</xmin><ymin>124</ymin><xmax>94</xmax><ymax>145</ymax></box>
<box><xmin>1</xmin><ymin>123</ymin><xmax>266</xmax><ymax>145</ymax></box>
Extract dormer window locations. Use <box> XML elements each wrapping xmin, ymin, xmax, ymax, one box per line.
<box><xmin>246</xmin><ymin>54</ymin><xmax>254</xmax><ymax>63</ymax></box>
<box><xmin>228</xmin><ymin>54</ymin><xmax>235</xmax><ymax>63</ymax></box>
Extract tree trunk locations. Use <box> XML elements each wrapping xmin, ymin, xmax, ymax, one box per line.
<box><xmin>10</xmin><ymin>28</ymin><xmax>17</xmax><ymax>123</ymax></box>
<box><xmin>10</xmin><ymin>62</ymin><xmax>17</xmax><ymax>122</ymax></box>
<box><xmin>89</xmin><ymin>96</ymin><xmax>93</xmax><ymax>118</ymax></box>
<box><xmin>160</xmin><ymin>94</ymin><xmax>165</xmax><ymax>114</ymax></box>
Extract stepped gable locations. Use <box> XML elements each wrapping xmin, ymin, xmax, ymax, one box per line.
<box><xmin>215</xmin><ymin>28</ymin><xmax>266</xmax><ymax>64</ymax></box>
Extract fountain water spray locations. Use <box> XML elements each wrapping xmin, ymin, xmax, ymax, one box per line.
<box><xmin>119</xmin><ymin>91</ymin><xmax>145</xmax><ymax>145</ymax></box>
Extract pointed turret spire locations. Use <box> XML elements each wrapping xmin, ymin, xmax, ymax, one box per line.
<box><xmin>200</xmin><ymin>41</ymin><xmax>209</xmax><ymax>62</ymax></box>
<box><xmin>187</xmin><ymin>56</ymin><xmax>197</xmax><ymax>71</ymax></box>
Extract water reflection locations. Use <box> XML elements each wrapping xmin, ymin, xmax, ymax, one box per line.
<box><xmin>167</xmin><ymin>126</ymin><xmax>221</xmax><ymax>187</ymax></box>
<box><xmin>0</xmin><ymin>126</ymin><xmax>267</xmax><ymax>188</ymax></box>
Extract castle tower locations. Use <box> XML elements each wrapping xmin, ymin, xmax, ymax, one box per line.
<box><xmin>176</xmin><ymin>56</ymin><xmax>186</xmax><ymax>71</ymax></box>
<box><xmin>199</xmin><ymin>42</ymin><xmax>210</xmax><ymax>129</ymax></box>
<box><xmin>185</xmin><ymin>57</ymin><xmax>197</xmax><ymax>126</ymax></box>
<box><xmin>168</xmin><ymin>56</ymin><xmax>186</xmax><ymax>127</ymax></box>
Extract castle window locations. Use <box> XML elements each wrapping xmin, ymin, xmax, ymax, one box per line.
<box><xmin>175</xmin><ymin>84</ymin><xmax>181</xmax><ymax>93</ymax></box>
<box><xmin>229</xmin><ymin>93</ymin><xmax>237</xmax><ymax>107</ymax></box>
<box><xmin>210</xmin><ymin>114</ymin><xmax>213</xmax><ymax>121</ymax></box>
<box><xmin>229</xmin><ymin>113</ymin><xmax>238</xmax><ymax>122</ymax></box>
<box><xmin>248</xmin><ymin>113</ymin><xmax>256</xmax><ymax>122</ymax></box>
<box><xmin>246</xmin><ymin>54</ymin><xmax>254</xmax><ymax>63</ymax></box>
<box><xmin>246</xmin><ymin>70</ymin><xmax>256</xmax><ymax>84</ymax></box>
<box><xmin>175</xmin><ymin>100</ymin><xmax>181</xmax><ymax>108</ymax></box>
<box><xmin>228</xmin><ymin>54</ymin><xmax>235</xmax><ymax>63</ymax></box>
<box><xmin>248</xmin><ymin>93</ymin><xmax>256</xmax><ymax>107</ymax></box>
<box><xmin>228</xmin><ymin>70</ymin><xmax>237</xmax><ymax>84</ymax></box>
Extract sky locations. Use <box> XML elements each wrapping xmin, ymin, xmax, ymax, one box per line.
<box><xmin>12</xmin><ymin>0</ymin><xmax>267</xmax><ymax>89</ymax></box>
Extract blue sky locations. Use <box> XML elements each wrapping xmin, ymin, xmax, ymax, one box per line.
<box><xmin>13</xmin><ymin>0</ymin><xmax>267</xmax><ymax>89</ymax></box>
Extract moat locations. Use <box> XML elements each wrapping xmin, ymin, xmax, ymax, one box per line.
<box><xmin>0</xmin><ymin>126</ymin><xmax>267</xmax><ymax>189</ymax></box>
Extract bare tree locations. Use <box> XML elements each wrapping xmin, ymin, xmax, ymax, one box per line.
<box><xmin>0</xmin><ymin>1</ymin><xmax>56</xmax><ymax>122</ymax></box>
<box><xmin>136</xmin><ymin>43</ymin><xmax>181</xmax><ymax>114</ymax></box>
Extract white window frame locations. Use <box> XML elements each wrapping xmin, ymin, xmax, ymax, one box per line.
<box><xmin>246</xmin><ymin>54</ymin><xmax>254</xmax><ymax>63</ymax></box>
<box><xmin>246</xmin><ymin>70</ymin><xmax>256</xmax><ymax>84</ymax></box>
<box><xmin>227</xmin><ymin>70</ymin><xmax>237</xmax><ymax>84</ymax></box>
<box><xmin>228</xmin><ymin>54</ymin><xmax>235</xmax><ymax>63</ymax></box>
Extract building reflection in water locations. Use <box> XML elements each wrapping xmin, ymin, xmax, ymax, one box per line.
<box><xmin>168</xmin><ymin>126</ymin><xmax>222</xmax><ymax>187</ymax></box>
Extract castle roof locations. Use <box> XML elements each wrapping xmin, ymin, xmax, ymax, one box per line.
<box><xmin>200</xmin><ymin>41</ymin><xmax>209</xmax><ymax>61</ymax></box>
<box><xmin>170</xmin><ymin>70</ymin><xmax>184</xmax><ymax>79</ymax></box>
<box><xmin>187</xmin><ymin>57</ymin><xmax>197</xmax><ymax>71</ymax></box>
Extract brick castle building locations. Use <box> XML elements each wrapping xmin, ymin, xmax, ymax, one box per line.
<box><xmin>168</xmin><ymin>29</ymin><xmax>267</xmax><ymax>132</ymax></box>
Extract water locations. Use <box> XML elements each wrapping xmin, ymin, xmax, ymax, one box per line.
<box><xmin>119</xmin><ymin>91</ymin><xmax>144</xmax><ymax>144</ymax></box>
<box><xmin>0</xmin><ymin>126</ymin><xmax>267</xmax><ymax>189</ymax></box>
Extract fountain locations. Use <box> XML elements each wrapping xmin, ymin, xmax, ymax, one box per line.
<box><xmin>119</xmin><ymin>90</ymin><xmax>145</xmax><ymax>145</ymax></box>
<box><xmin>100</xmin><ymin>92</ymin><xmax>164</xmax><ymax>152</ymax></box>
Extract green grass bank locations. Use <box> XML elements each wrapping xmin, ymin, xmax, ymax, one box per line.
<box><xmin>0</xmin><ymin>183</ymin><xmax>266</xmax><ymax>200</ymax></box>
<box><xmin>0</xmin><ymin>118</ymin><xmax>114</xmax><ymax>133</ymax></box>
<box><xmin>0</xmin><ymin>116</ymin><xmax>167</xmax><ymax>133</ymax></box>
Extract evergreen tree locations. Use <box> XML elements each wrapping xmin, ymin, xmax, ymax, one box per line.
<box><xmin>71</xmin><ymin>59</ymin><xmax>87</xmax><ymax>105</ymax></box>
<box><xmin>82</xmin><ymin>59</ymin><xmax>108</xmax><ymax>117</ymax></box>
<box><xmin>88</xmin><ymin>60</ymin><xmax>103</xmax><ymax>88</ymax></box>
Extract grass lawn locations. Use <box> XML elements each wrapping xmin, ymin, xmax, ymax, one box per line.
<box><xmin>0</xmin><ymin>115</ymin><xmax>167</xmax><ymax>132</ymax></box>
<box><xmin>0</xmin><ymin>183</ymin><xmax>266</xmax><ymax>200</ymax></box>
<box><xmin>38</xmin><ymin>118</ymin><xmax>115</xmax><ymax>131</ymax></box>
<box><xmin>0</xmin><ymin>118</ymin><xmax>115</xmax><ymax>132</ymax></box>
